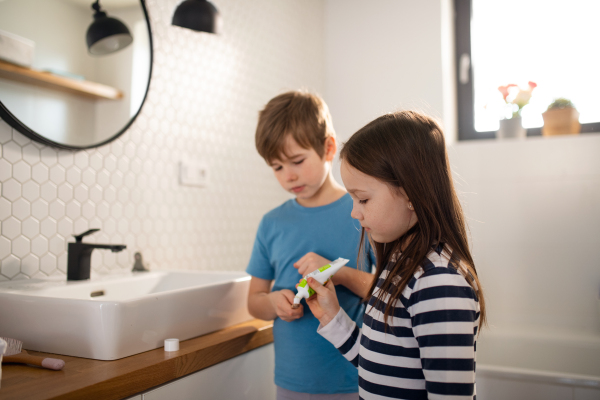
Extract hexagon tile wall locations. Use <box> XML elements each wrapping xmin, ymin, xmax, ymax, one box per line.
<box><xmin>0</xmin><ymin>0</ymin><xmax>325</xmax><ymax>280</ymax></box>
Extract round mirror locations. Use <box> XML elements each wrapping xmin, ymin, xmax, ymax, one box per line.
<box><xmin>0</xmin><ymin>0</ymin><xmax>152</xmax><ymax>149</ymax></box>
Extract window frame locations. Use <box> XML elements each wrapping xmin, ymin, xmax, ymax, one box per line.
<box><xmin>454</xmin><ymin>0</ymin><xmax>600</xmax><ymax>141</ymax></box>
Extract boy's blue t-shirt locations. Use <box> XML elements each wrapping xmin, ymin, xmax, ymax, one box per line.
<box><xmin>246</xmin><ymin>193</ymin><xmax>374</xmax><ymax>394</ymax></box>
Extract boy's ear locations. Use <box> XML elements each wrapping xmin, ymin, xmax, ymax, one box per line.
<box><xmin>324</xmin><ymin>137</ymin><xmax>337</xmax><ymax>162</ymax></box>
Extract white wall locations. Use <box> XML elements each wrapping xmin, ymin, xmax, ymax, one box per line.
<box><xmin>323</xmin><ymin>0</ymin><xmax>456</xmax><ymax>148</ymax></box>
<box><xmin>0</xmin><ymin>0</ymin><xmax>324</xmax><ymax>279</ymax></box>
<box><xmin>449</xmin><ymin>135</ymin><xmax>600</xmax><ymax>338</ymax></box>
<box><xmin>0</xmin><ymin>0</ymin><xmax>94</xmax><ymax>76</ymax></box>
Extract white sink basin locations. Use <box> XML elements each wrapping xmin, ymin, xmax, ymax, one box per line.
<box><xmin>0</xmin><ymin>271</ymin><xmax>252</xmax><ymax>360</ymax></box>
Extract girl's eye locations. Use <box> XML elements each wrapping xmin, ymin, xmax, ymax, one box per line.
<box><xmin>273</xmin><ymin>166</ymin><xmax>282</xmax><ymax>171</ymax></box>
<box><xmin>293</xmin><ymin>159</ymin><xmax>305</xmax><ymax>165</ymax></box>
<box><xmin>358</xmin><ymin>199</ymin><xmax>368</xmax><ymax>205</ymax></box>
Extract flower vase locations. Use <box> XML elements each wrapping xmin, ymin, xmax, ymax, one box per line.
<box><xmin>497</xmin><ymin>117</ymin><xmax>526</xmax><ymax>139</ymax></box>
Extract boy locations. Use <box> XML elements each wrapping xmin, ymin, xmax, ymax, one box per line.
<box><xmin>246</xmin><ymin>90</ymin><xmax>375</xmax><ymax>399</ymax></box>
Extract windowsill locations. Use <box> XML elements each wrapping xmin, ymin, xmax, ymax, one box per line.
<box><xmin>453</xmin><ymin>131</ymin><xmax>600</xmax><ymax>147</ymax></box>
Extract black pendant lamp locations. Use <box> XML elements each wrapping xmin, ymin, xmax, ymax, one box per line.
<box><xmin>172</xmin><ymin>0</ymin><xmax>221</xmax><ymax>34</ymax></box>
<box><xmin>86</xmin><ymin>0</ymin><xmax>133</xmax><ymax>56</ymax></box>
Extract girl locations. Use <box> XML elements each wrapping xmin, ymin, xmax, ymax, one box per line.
<box><xmin>304</xmin><ymin>111</ymin><xmax>486</xmax><ymax>400</ymax></box>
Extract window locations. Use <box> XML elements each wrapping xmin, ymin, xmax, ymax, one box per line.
<box><xmin>455</xmin><ymin>0</ymin><xmax>600</xmax><ymax>140</ymax></box>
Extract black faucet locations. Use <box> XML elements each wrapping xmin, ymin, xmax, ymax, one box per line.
<box><xmin>67</xmin><ymin>229</ymin><xmax>126</xmax><ymax>281</ymax></box>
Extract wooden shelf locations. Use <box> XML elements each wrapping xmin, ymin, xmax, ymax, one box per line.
<box><xmin>0</xmin><ymin>59</ymin><xmax>123</xmax><ymax>100</ymax></box>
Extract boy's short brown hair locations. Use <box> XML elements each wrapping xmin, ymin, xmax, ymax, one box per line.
<box><xmin>255</xmin><ymin>90</ymin><xmax>335</xmax><ymax>163</ymax></box>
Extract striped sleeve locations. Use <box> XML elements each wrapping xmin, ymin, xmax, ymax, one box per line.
<box><xmin>317</xmin><ymin>308</ymin><xmax>361</xmax><ymax>367</ymax></box>
<box><xmin>407</xmin><ymin>267</ymin><xmax>479</xmax><ymax>399</ymax></box>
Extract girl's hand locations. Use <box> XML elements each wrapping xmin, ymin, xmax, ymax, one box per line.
<box><xmin>269</xmin><ymin>289</ymin><xmax>303</xmax><ymax>322</ymax></box>
<box><xmin>294</xmin><ymin>252</ymin><xmax>330</xmax><ymax>277</ymax></box>
<box><xmin>305</xmin><ymin>277</ymin><xmax>340</xmax><ymax>327</ymax></box>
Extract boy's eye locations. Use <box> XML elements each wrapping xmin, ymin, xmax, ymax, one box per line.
<box><xmin>293</xmin><ymin>159</ymin><xmax>305</xmax><ymax>165</ymax></box>
<box><xmin>273</xmin><ymin>166</ymin><xmax>282</xmax><ymax>171</ymax></box>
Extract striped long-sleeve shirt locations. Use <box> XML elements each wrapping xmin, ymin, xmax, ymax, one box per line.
<box><xmin>318</xmin><ymin>247</ymin><xmax>480</xmax><ymax>400</ymax></box>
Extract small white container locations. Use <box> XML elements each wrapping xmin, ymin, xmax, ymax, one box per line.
<box><xmin>164</xmin><ymin>338</ymin><xmax>179</xmax><ymax>352</ymax></box>
<box><xmin>0</xmin><ymin>29</ymin><xmax>35</xmax><ymax>67</ymax></box>
<box><xmin>0</xmin><ymin>338</ymin><xmax>6</xmax><ymax>389</ymax></box>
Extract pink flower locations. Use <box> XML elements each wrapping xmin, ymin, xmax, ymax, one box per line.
<box><xmin>498</xmin><ymin>84</ymin><xmax>517</xmax><ymax>101</ymax></box>
<box><xmin>497</xmin><ymin>81</ymin><xmax>538</xmax><ymax>119</ymax></box>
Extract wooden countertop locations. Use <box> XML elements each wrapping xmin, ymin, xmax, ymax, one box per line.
<box><xmin>0</xmin><ymin>319</ymin><xmax>273</xmax><ymax>400</ymax></box>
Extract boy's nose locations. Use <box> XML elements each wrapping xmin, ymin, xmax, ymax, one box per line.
<box><xmin>285</xmin><ymin>171</ymin><xmax>297</xmax><ymax>181</ymax></box>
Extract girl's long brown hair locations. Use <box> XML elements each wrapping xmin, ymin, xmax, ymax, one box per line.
<box><xmin>340</xmin><ymin>111</ymin><xmax>486</xmax><ymax>331</ymax></box>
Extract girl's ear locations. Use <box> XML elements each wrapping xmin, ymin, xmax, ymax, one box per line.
<box><xmin>324</xmin><ymin>137</ymin><xmax>337</xmax><ymax>162</ymax></box>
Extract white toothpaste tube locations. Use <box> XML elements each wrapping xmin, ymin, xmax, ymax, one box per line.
<box><xmin>291</xmin><ymin>258</ymin><xmax>349</xmax><ymax>309</ymax></box>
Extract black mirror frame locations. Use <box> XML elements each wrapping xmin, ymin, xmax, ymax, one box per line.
<box><xmin>0</xmin><ymin>0</ymin><xmax>153</xmax><ymax>150</ymax></box>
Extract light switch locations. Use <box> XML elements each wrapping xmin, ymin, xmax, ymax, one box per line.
<box><xmin>179</xmin><ymin>161</ymin><xmax>209</xmax><ymax>187</ymax></box>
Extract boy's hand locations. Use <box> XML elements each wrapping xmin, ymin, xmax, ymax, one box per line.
<box><xmin>269</xmin><ymin>289</ymin><xmax>304</xmax><ymax>322</ymax></box>
<box><xmin>305</xmin><ymin>278</ymin><xmax>340</xmax><ymax>327</ymax></box>
<box><xmin>294</xmin><ymin>252</ymin><xmax>330</xmax><ymax>277</ymax></box>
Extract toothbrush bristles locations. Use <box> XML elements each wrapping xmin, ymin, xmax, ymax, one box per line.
<box><xmin>1</xmin><ymin>336</ymin><xmax>23</xmax><ymax>356</ymax></box>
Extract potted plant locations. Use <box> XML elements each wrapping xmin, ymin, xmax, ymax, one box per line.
<box><xmin>542</xmin><ymin>98</ymin><xmax>580</xmax><ymax>136</ymax></box>
<box><xmin>497</xmin><ymin>81</ymin><xmax>537</xmax><ymax>139</ymax></box>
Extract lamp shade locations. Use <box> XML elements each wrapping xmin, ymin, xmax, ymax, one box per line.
<box><xmin>86</xmin><ymin>10</ymin><xmax>133</xmax><ymax>56</ymax></box>
<box><xmin>172</xmin><ymin>0</ymin><xmax>221</xmax><ymax>34</ymax></box>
